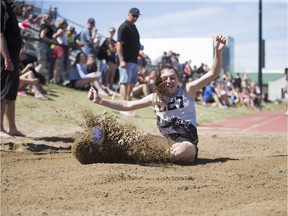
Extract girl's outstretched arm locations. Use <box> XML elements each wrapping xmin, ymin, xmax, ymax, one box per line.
<box><xmin>87</xmin><ymin>86</ymin><xmax>153</xmax><ymax>111</ymax></box>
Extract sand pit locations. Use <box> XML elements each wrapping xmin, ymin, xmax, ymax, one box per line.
<box><xmin>1</xmin><ymin>113</ymin><xmax>287</xmax><ymax>216</ymax></box>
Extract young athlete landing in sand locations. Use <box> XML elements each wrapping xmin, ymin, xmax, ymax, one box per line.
<box><xmin>88</xmin><ymin>35</ymin><xmax>226</xmax><ymax>164</ymax></box>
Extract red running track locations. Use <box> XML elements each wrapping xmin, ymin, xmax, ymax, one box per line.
<box><xmin>198</xmin><ymin>109</ymin><xmax>287</xmax><ymax>135</ymax></box>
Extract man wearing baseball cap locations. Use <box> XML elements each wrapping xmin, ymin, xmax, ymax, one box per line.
<box><xmin>80</xmin><ymin>18</ymin><xmax>97</xmax><ymax>56</ymax></box>
<box><xmin>129</xmin><ymin>7</ymin><xmax>141</xmax><ymax>16</ymax></box>
<box><xmin>116</xmin><ymin>8</ymin><xmax>141</xmax><ymax>117</ymax></box>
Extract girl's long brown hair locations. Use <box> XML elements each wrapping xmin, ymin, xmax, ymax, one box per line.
<box><xmin>152</xmin><ymin>64</ymin><xmax>179</xmax><ymax>107</ymax></box>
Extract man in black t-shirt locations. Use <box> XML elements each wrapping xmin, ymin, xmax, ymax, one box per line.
<box><xmin>1</xmin><ymin>0</ymin><xmax>25</xmax><ymax>137</ymax></box>
<box><xmin>116</xmin><ymin>8</ymin><xmax>141</xmax><ymax>117</ymax></box>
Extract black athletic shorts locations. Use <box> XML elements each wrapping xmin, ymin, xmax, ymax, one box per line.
<box><xmin>156</xmin><ymin>116</ymin><xmax>199</xmax><ymax>145</ymax></box>
<box><xmin>1</xmin><ymin>56</ymin><xmax>20</xmax><ymax>101</ymax></box>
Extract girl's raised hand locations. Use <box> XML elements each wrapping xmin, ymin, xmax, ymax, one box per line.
<box><xmin>87</xmin><ymin>86</ymin><xmax>101</xmax><ymax>103</ymax></box>
<box><xmin>215</xmin><ymin>34</ymin><xmax>226</xmax><ymax>51</ymax></box>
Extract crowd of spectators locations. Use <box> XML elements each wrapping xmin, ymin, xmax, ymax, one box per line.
<box><xmin>145</xmin><ymin>50</ymin><xmax>263</xmax><ymax>111</ymax></box>
<box><xmin>200</xmin><ymin>72</ymin><xmax>262</xmax><ymax>110</ymax></box>
<box><xmin>14</xmin><ymin>2</ymin><xmax>263</xmax><ymax>110</ymax></box>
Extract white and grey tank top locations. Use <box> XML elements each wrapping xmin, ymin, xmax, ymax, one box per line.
<box><xmin>154</xmin><ymin>86</ymin><xmax>198</xmax><ymax>144</ymax></box>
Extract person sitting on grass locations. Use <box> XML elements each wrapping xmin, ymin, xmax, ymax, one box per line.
<box><xmin>87</xmin><ymin>35</ymin><xmax>226</xmax><ymax>164</ymax></box>
<box><xmin>19</xmin><ymin>70</ymin><xmax>48</xmax><ymax>100</ymax></box>
<box><xmin>202</xmin><ymin>81</ymin><xmax>228</xmax><ymax>109</ymax></box>
<box><xmin>19</xmin><ymin>49</ymin><xmax>48</xmax><ymax>100</ymax></box>
<box><xmin>132</xmin><ymin>65</ymin><xmax>155</xmax><ymax>98</ymax></box>
<box><xmin>68</xmin><ymin>52</ymin><xmax>106</xmax><ymax>95</ymax></box>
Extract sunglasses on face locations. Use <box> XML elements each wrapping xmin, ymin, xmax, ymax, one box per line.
<box><xmin>132</xmin><ymin>14</ymin><xmax>139</xmax><ymax>18</ymax></box>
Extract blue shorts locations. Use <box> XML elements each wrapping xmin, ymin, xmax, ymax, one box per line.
<box><xmin>118</xmin><ymin>62</ymin><xmax>138</xmax><ymax>84</ymax></box>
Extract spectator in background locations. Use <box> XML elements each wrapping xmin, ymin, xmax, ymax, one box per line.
<box><xmin>18</xmin><ymin>20</ymin><xmax>29</xmax><ymax>36</ymax></box>
<box><xmin>86</xmin><ymin>54</ymin><xmax>98</xmax><ymax>74</ymax></box>
<box><xmin>230</xmin><ymin>86</ymin><xmax>242</xmax><ymax>106</ymax></box>
<box><xmin>241</xmin><ymin>87</ymin><xmax>253</xmax><ymax>109</ymax></box>
<box><xmin>19</xmin><ymin>64</ymin><xmax>48</xmax><ymax>100</ymax></box>
<box><xmin>284</xmin><ymin>68</ymin><xmax>288</xmax><ymax>113</ymax></box>
<box><xmin>68</xmin><ymin>52</ymin><xmax>109</xmax><ymax>96</ymax></box>
<box><xmin>184</xmin><ymin>60</ymin><xmax>193</xmax><ymax>76</ymax></box>
<box><xmin>1</xmin><ymin>0</ymin><xmax>25</xmax><ymax>137</ymax></box>
<box><xmin>87</xmin><ymin>53</ymin><xmax>120</xmax><ymax>97</ymax></box>
<box><xmin>65</xmin><ymin>25</ymin><xmax>77</xmax><ymax>71</ymax></box>
<box><xmin>170</xmin><ymin>52</ymin><xmax>180</xmax><ymax>71</ymax></box>
<box><xmin>24</xmin><ymin>13</ymin><xmax>38</xmax><ymax>27</ymax></box>
<box><xmin>232</xmin><ymin>72</ymin><xmax>242</xmax><ymax>92</ymax></box>
<box><xmin>93</xmin><ymin>30</ymin><xmax>102</xmax><ymax>62</ymax></box>
<box><xmin>202</xmin><ymin>81</ymin><xmax>228</xmax><ymax>109</ymax></box>
<box><xmin>196</xmin><ymin>63</ymin><xmax>208</xmax><ymax>102</ymax></box>
<box><xmin>19</xmin><ymin>48</ymin><xmax>48</xmax><ymax>100</ymax></box>
<box><xmin>50</xmin><ymin>19</ymin><xmax>69</xmax><ymax>84</ymax></box>
<box><xmin>49</xmin><ymin>6</ymin><xmax>57</xmax><ymax>26</ymax></box>
<box><xmin>191</xmin><ymin>65</ymin><xmax>198</xmax><ymax>81</ymax></box>
<box><xmin>215</xmin><ymin>82</ymin><xmax>230</xmax><ymax>107</ymax></box>
<box><xmin>137</xmin><ymin>44</ymin><xmax>147</xmax><ymax>68</ymax></box>
<box><xmin>66</xmin><ymin>26</ymin><xmax>77</xmax><ymax>48</ymax></box>
<box><xmin>74</xmin><ymin>30</ymin><xmax>84</xmax><ymax>49</ymax></box>
<box><xmin>116</xmin><ymin>7</ymin><xmax>141</xmax><ymax>117</ymax></box>
<box><xmin>80</xmin><ymin>18</ymin><xmax>97</xmax><ymax>56</ymax></box>
<box><xmin>250</xmin><ymin>81</ymin><xmax>262</xmax><ymax>110</ymax></box>
<box><xmin>196</xmin><ymin>63</ymin><xmax>206</xmax><ymax>78</ymax></box>
<box><xmin>37</xmin><ymin>13</ymin><xmax>56</xmax><ymax>83</ymax></box>
<box><xmin>241</xmin><ymin>73</ymin><xmax>249</xmax><ymax>89</ymax></box>
<box><xmin>132</xmin><ymin>65</ymin><xmax>155</xmax><ymax>98</ymax></box>
<box><xmin>20</xmin><ymin>4</ymin><xmax>33</xmax><ymax>19</ymax></box>
<box><xmin>103</xmin><ymin>27</ymin><xmax>117</xmax><ymax>90</ymax></box>
<box><xmin>161</xmin><ymin>51</ymin><xmax>172</xmax><ymax>65</ymax></box>
<box><xmin>183</xmin><ymin>60</ymin><xmax>193</xmax><ymax>83</ymax></box>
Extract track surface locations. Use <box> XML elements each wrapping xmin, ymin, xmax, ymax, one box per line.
<box><xmin>198</xmin><ymin>109</ymin><xmax>287</xmax><ymax>134</ymax></box>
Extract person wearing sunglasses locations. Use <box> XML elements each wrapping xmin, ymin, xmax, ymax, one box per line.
<box><xmin>116</xmin><ymin>8</ymin><xmax>141</xmax><ymax>117</ymax></box>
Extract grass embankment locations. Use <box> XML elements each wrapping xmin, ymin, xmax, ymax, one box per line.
<box><xmin>16</xmin><ymin>84</ymin><xmax>285</xmax><ymax>134</ymax></box>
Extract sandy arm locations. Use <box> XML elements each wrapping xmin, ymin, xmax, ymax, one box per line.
<box><xmin>88</xmin><ymin>87</ymin><xmax>153</xmax><ymax>111</ymax></box>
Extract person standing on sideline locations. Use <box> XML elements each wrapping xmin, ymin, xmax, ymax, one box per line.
<box><xmin>116</xmin><ymin>7</ymin><xmax>141</xmax><ymax>117</ymax></box>
<box><xmin>103</xmin><ymin>27</ymin><xmax>117</xmax><ymax>90</ymax></box>
<box><xmin>1</xmin><ymin>0</ymin><xmax>25</xmax><ymax>137</ymax></box>
<box><xmin>88</xmin><ymin>35</ymin><xmax>226</xmax><ymax>164</ymax></box>
<box><xmin>284</xmin><ymin>68</ymin><xmax>288</xmax><ymax>115</ymax></box>
<box><xmin>37</xmin><ymin>13</ymin><xmax>56</xmax><ymax>83</ymax></box>
<box><xmin>80</xmin><ymin>18</ymin><xmax>97</xmax><ymax>57</ymax></box>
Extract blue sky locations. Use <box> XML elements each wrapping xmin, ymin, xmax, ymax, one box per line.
<box><xmin>31</xmin><ymin>0</ymin><xmax>287</xmax><ymax>72</ymax></box>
